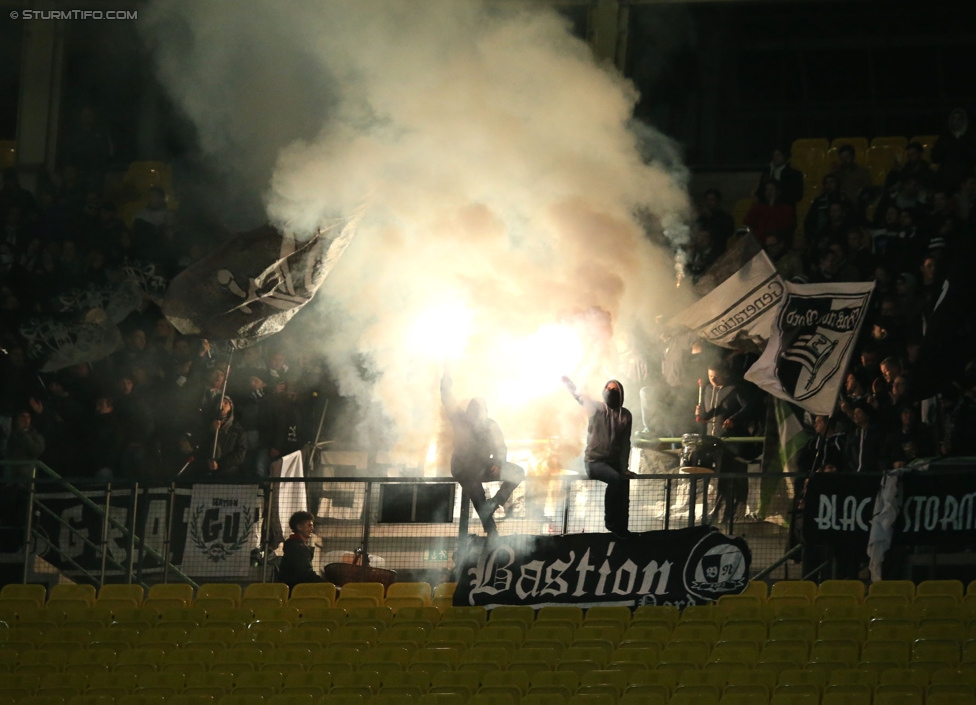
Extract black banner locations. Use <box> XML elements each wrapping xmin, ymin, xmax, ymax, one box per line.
<box><xmin>32</xmin><ymin>488</ymin><xmax>192</xmax><ymax>582</ymax></box>
<box><xmin>454</xmin><ymin>526</ymin><xmax>751</xmax><ymax>609</ymax></box>
<box><xmin>801</xmin><ymin>472</ymin><xmax>878</xmax><ymax>549</ymax></box>
<box><xmin>896</xmin><ymin>468</ymin><xmax>976</xmax><ymax>544</ymax></box>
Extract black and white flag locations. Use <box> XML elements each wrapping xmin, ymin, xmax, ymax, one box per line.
<box><xmin>669</xmin><ymin>250</ymin><xmax>785</xmax><ymax>348</ymax></box>
<box><xmin>744</xmin><ymin>281</ymin><xmax>874</xmax><ymax>415</ymax></box>
<box><xmin>162</xmin><ymin>210</ymin><xmax>361</xmax><ymax>347</ymax></box>
<box><xmin>19</xmin><ymin>314</ymin><xmax>122</xmax><ymax>372</ymax></box>
<box><xmin>54</xmin><ymin>280</ymin><xmax>143</xmax><ymax>323</ymax></box>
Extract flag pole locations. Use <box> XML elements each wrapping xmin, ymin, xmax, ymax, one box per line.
<box><xmin>211</xmin><ymin>346</ymin><xmax>236</xmax><ymax>461</ymax></box>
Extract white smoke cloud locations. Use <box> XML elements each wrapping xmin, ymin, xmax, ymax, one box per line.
<box><xmin>145</xmin><ymin>0</ymin><xmax>693</xmax><ymax>464</ymax></box>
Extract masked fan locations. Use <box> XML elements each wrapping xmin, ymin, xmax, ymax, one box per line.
<box><xmin>562</xmin><ymin>377</ymin><xmax>636</xmax><ymax>538</ymax></box>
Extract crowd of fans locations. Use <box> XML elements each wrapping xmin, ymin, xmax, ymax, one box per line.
<box><xmin>0</xmin><ymin>133</ymin><xmax>329</xmax><ymax>482</ymax></box>
<box><xmin>686</xmin><ymin>108</ymin><xmax>976</xmax><ymax>475</ymax></box>
<box><xmin>2</xmin><ymin>105</ymin><xmax>975</xmax><ymax>488</ymax></box>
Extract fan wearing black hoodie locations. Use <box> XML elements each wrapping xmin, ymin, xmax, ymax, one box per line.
<box><xmin>441</xmin><ymin>372</ymin><xmax>524</xmax><ymax>538</ymax></box>
<box><xmin>562</xmin><ymin>377</ymin><xmax>635</xmax><ymax>539</ymax></box>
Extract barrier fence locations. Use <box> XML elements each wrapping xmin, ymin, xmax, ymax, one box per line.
<box><xmin>1</xmin><ymin>458</ymin><xmax>815</xmax><ymax>590</ymax></box>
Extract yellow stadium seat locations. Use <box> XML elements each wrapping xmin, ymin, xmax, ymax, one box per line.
<box><xmin>530</xmin><ymin>670</ymin><xmax>579</xmax><ymax>698</ymax></box>
<box><xmin>287</xmin><ymin>597</ymin><xmax>333</xmax><ymax>616</ymax></box>
<box><xmin>183</xmin><ymin>671</ymin><xmax>234</xmax><ymax>699</ymax></box>
<box><xmin>583</xmin><ymin>606</ymin><xmax>631</xmax><ymax>629</ymax></box>
<box><xmin>410</xmin><ymin>648</ymin><xmax>461</xmax><ymax>673</ymax></box>
<box><xmin>573</xmin><ymin>624</ymin><xmax>623</xmax><ymax>647</ymax></box>
<box><xmin>341</xmin><ymin>582</ymin><xmax>386</xmax><ymax>602</ymax></box>
<box><xmin>874</xmin><ymin>685</ymin><xmax>924</xmax><ymax>705</ymax></box>
<box><xmin>171</xmin><ymin>697</ymin><xmax>220</xmax><ymax>705</ymax></box>
<box><xmin>791</xmin><ymin>148</ymin><xmax>828</xmax><ymax>173</ymax></box>
<box><xmin>346</xmin><ymin>606</ymin><xmax>394</xmax><ymax>629</ymax></box>
<box><xmin>741</xmin><ymin>581</ymin><xmax>769</xmax><ymax>601</ymax></box>
<box><xmin>770</xmin><ymin>582</ymin><xmax>817</xmax><ymax>603</ymax></box>
<box><xmin>568</xmin><ymin>694</ymin><xmax>615</xmax><ymax>705</ymax></box>
<box><xmin>97</xmin><ymin>585</ymin><xmax>145</xmax><ymax>606</ymax></box>
<box><xmin>337</xmin><ymin>596</ymin><xmax>381</xmax><ymax>610</ymax></box>
<box><xmin>917</xmin><ymin>581</ymin><xmax>964</xmax><ymax>602</ymax></box>
<box><xmin>538</xmin><ymin>607</ymin><xmax>584</xmax><ymax>629</ymax></box>
<box><xmin>830</xmin><ymin>137</ymin><xmax>869</xmax><ymax>159</ymax></box>
<box><xmin>240</xmin><ymin>597</ymin><xmax>283</xmax><ymax>612</ymax></box>
<box><xmin>633</xmin><ymin>606</ymin><xmax>680</xmax><ymax>629</ymax></box>
<box><xmin>321</xmin><ymin>694</ymin><xmax>368</xmax><ymax>705</ymax></box>
<box><xmin>491</xmin><ymin>605</ymin><xmax>536</xmax><ymax>630</ymax></box>
<box><xmin>387</xmin><ymin>582</ymin><xmax>432</xmax><ymax>607</ymax></box>
<box><xmin>871</xmin><ymin>136</ymin><xmax>907</xmax><ymax>149</ymax></box>
<box><xmin>1</xmin><ymin>584</ymin><xmax>48</xmax><ymax>607</ymax></box>
<box><xmin>379</xmin><ymin>670</ymin><xmax>431</xmax><ymax>696</ymax></box>
<box><xmin>431</xmin><ymin>583</ymin><xmax>456</xmax><ymax>609</ymax></box>
<box><xmin>394</xmin><ymin>605</ymin><xmax>442</xmax><ymax>627</ymax></box>
<box><xmin>792</xmin><ymin>138</ymin><xmax>829</xmax><ymax>151</ymax></box>
<box><xmin>470</xmin><ymin>695</ymin><xmax>518</xmax><ymax>705</ymax></box>
<box><xmin>522</xmin><ymin>695</ymin><xmax>570</xmax><ymax>705</ymax></box>
<box><xmin>197</xmin><ymin>584</ymin><xmax>242</xmax><ymax>607</ymax></box>
<box><xmin>817</xmin><ymin>581</ymin><xmax>865</xmax><ymax>604</ymax></box>
<box><xmin>48</xmin><ymin>585</ymin><xmax>96</xmax><ymax>608</ymax></box>
<box><xmin>579</xmin><ymin>670</ymin><xmax>630</xmax><ymax>700</ymax></box>
<box><xmin>476</xmin><ymin>624</ymin><xmax>525</xmax><ymax>648</ymax></box>
<box><xmin>290</xmin><ymin>582</ymin><xmax>336</xmax><ymax>605</ymax></box>
<box><xmin>385</xmin><ymin>597</ymin><xmax>427</xmax><ymax>612</ymax></box>
<box><xmin>244</xmin><ymin>583</ymin><xmax>289</xmax><ymax>603</ymax></box>
<box><xmin>146</xmin><ymin>584</ymin><xmax>193</xmax><ymax>607</ymax></box>
<box><xmin>235</xmin><ymin>670</ymin><xmax>284</xmax><ymax>694</ymax></box>
<box><xmin>868</xmin><ymin>582</ymin><xmax>916</xmax><ymax>601</ymax></box>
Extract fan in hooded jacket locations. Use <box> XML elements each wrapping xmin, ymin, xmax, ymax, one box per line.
<box><xmin>562</xmin><ymin>377</ymin><xmax>635</xmax><ymax>539</ymax></box>
<box><xmin>441</xmin><ymin>372</ymin><xmax>525</xmax><ymax>538</ymax></box>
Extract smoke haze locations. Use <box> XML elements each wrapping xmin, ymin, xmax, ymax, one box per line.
<box><xmin>144</xmin><ymin>0</ymin><xmax>693</xmax><ymax>464</ymax></box>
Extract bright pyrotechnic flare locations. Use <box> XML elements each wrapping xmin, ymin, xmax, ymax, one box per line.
<box><xmin>407</xmin><ymin>300</ymin><xmax>473</xmax><ymax>361</ymax></box>
<box><xmin>493</xmin><ymin>323</ymin><xmax>584</xmax><ymax>405</ymax></box>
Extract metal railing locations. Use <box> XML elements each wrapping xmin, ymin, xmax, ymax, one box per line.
<box><xmin>2</xmin><ymin>457</ymin><xmax>810</xmax><ymax>588</ymax></box>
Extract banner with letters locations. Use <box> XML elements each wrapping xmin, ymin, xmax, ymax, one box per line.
<box><xmin>454</xmin><ymin>526</ymin><xmax>751</xmax><ymax>608</ymax></box>
<box><xmin>669</xmin><ymin>251</ymin><xmax>784</xmax><ymax>348</ymax></box>
<box><xmin>181</xmin><ymin>484</ymin><xmax>263</xmax><ymax>577</ymax></box>
<box><xmin>895</xmin><ymin>468</ymin><xmax>976</xmax><ymax>544</ymax></box>
<box><xmin>744</xmin><ymin>280</ymin><xmax>874</xmax><ymax>416</ymax></box>
<box><xmin>32</xmin><ymin>488</ymin><xmax>192</xmax><ymax>582</ymax></box>
<box><xmin>801</xmin><ymin>473</ymin><xmax>880</xmax><ymax>551</ymax></box>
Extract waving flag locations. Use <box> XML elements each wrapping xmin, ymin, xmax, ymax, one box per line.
<box><xmin>162</xmin><ymin>210</ymin><xmax>362</xmax><ymax>347</ymax></box>
<box><xmin>745</xmin><ymin>280</ymin><xmax>874</xmax><ymax>415</ymax></box>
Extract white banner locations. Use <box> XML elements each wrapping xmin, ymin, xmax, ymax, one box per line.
<box><xmin>276</xmin><ymin>451</ymin><xmax>306</xmax><ymax>541</ymax></box>
<box><xmin>744</xmin><ymin>281</ymin><xmax>875</xmax><ymax>416</ymax></box>
<box><xmin>669</xmin><ymin>251</ymin><xmax>784</xmax><ymax>348</ymax></box>
<box><xmin>181</xmin><ymin>484</ymin><xmax>262</xmax><ymax>577</ymax></box>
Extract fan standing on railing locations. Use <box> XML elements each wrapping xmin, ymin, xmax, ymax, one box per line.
<box><xmin>561</xmin><ymin>376</ymin><xmax>635</xmax><ymax>539</ymax></box>
<box><xmin>441</xmin><ymin>371</ymin><xmax>525</xmax><ymax>539</ymax></box>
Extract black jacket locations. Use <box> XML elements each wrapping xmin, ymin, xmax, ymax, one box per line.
<box><xmin>575</xmin><ymin>381</ymin><xmax>632</xmax><ymax>472</ymax></box>
<box><xmin>279</xmin><ymin>533</ymin><xmax>326</xmax><ymax>588</ymax></box>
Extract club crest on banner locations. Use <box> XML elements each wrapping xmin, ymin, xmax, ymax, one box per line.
<box><xmin>683</xmin><ymin>530</ymin><xmax>748</xmax><ymax>600</ymax></box>
<box><xmin>181</xmin><ymin>485</ymin><xmax>262</xmax><ymax>577</ymax></box>
<box><xmin>187</xmin><ymin>501</ymin><xmax>257</xmax><ymax>563</ymax></box>
<box><xmin>774</xmin><ymin>293</ymin><xmax>869</xmax><ymax>403</ymax></box>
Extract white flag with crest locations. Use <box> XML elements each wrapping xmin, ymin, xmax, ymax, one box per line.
<box><xmin>669</xmin><ymin>251</ymin><xmax>785</xmax><ymax>348</ymax></box>
<box><xmin>744</xmin><ymin>280</ymin><xmax>875</xmax><ymax>415</ymax></box>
